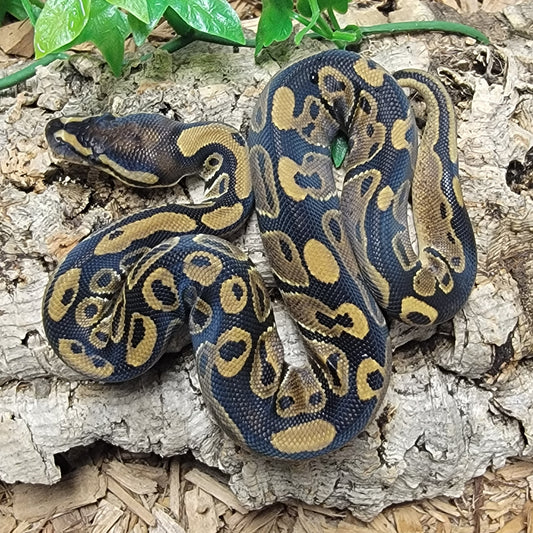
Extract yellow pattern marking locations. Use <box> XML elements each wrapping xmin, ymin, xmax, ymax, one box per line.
<box><xmin>353</xmin><ymin>59</ymin><xmax>385</xmax><ymax>87</ymax></box>
<box><xmin>201</xmin><ymin>203</ymin><xmax>244</xmax><ymax>231</ymax></box>
<box><xmin>262</xmin><ymin>231</ymin><xmax>309</xmax><ymax>286</ymax></box>
<box><xmin>390</xmin><ymin>118</ymin><xmax>412</xmax><ymax>151</ymax></box>
<box><xmin>183</xmin><ymin>251</ymin><xmax>223</xmax><ymax>286</ymax></box>
<box><xmin>126</xmin><ymin>312</ymin><xmax>157</xmax><ymax>367</ymax></box>
<box><xmin>175</xmin><ymin>124</ymin><xmax>251</xmax><ymax>200</ymax></box>
<box><xmin>356</xmin><ymin>358</ymin><xmax>384</xmax><ymax>401</ymax></box>
<box><xmin>58</xmin><ymin>339</ymin><xmax>114</xmax><ymax>379</ymax></box>
<box><xmin>271</xmin><ymin>86</ymin><xmax>296</xmax><ymax>131</ymax></box>
<box><xmin>277</xmin><ymin>154</ymin><xmax>334</xmax><ymax>202</ymax></box>
<box><xmin>54</xmin><ymin>130</ymin><xmax>93</xmax><ymax>157</ymax></box>
<box><xmin>98</xmin><ymin>155</ymin><xmax>159</xmax><ymax>185</ymax></box>
<box><xmin>90</xmin><ymin>268</ymin><xmax>122</xmax><ymax>294</ymax></box>
<box><xmin>400</xmin><ymin>296</ymin><xmax>439</xmax><ymax>325</ymax></box>
<box><xmin>250</xmin><ymin>328</ymin><xmax>283</xmax><ymax>399</ymax></box>
<box><xmin>303</xmin><ymin>239</ymin><xmax>340</xmax><ymax>284</ymax></box>
<box><xmin>214</xmin><ymin>327</ymin><xmax>252</xmax><ymax>378</ymax></box>
<box><xmin>284</xmin><ymin>293</ymin><xmax>369</xmax><ymax>340</ymax></box>
<box><xmin>376</xmin><ymin>186</ymin><xmax>394</xmax><ymax>212</ymax></box>
<box><xmin>74</xmin><ymin>296</ymin><xmax>106</xmax><ymax>328</ymax></box>
<box><xmin>270</xmin><ymin>419</ymin><xmax>337</xmax><ymax>454</ymax></box>
<box><xmin>453</xmin><ymin>176</ymin><xmax>464</xmax><ymax>207</ymax></box>
<box><xmin>95</xmin><ymin>213</ymin><xmax>196</xmax><ymax>256</ymax></box>
<box><xmin>220</xmin><ymin>276</ymin><xmax>248</xmax><ymax>314</ymax></box>
<box><xmin>276</xmin><ymin>367</ymin><xmax>326</xmax><ymax>417</ymax></box>
<box><xmin>142</xmin><ymin>267</ymin><xmax>179</xmax><ymax>311</ymax></box>
<box><xmin>47</xmin><ymin>268</ymin><xmax>82</xmax><ymax>322</ymax></box>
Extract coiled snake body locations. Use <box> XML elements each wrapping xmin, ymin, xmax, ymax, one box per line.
<box><xmin>42</xmin><ymin>50</ymin><xmax>477</xmax><ymax>459</ymax></box>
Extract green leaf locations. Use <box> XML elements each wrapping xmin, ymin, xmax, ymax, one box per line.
<box><xmin>34</xmin><ymin>0</ymin><xmax>91</xmax><ymax>58</ymax></box>
<box><xmin>106</xmin><ymin>0</ymin><xmax>149</xmax><ymax>24</ymax></box>
<box><xmin>331</xmin><ymin>134</ymin><xmax>348</xmax><ymax>168</ymax></box>
<box><xmin>164</xmin><ymin>6</ymin><xmax>195</xmax><ymax>37</ymax></box>
<box><xmin>5</xmin><ymin>0</ymin><xmax>30</xmax><ymax>20</ymax></box>
<box><xmin>21</xmin><ymin>0</ymin><xmax>38</xmax><ymax>25</ymax></box>
<box><xmin>167</xmin><ymin>0</ymin><xmax>245</xmax><ymax>44</ymax></box>
<box><xmin>297</xmin><ymin>0</ymin><xmax>348</xmax><ymax>17</ymax></box>
<box><xmin>255</xmin><ymin>0</ymin><xmax>293</xmax><ymax>56</ymax></box>
<box><xmin>73</xmin><ymin>0</ymin><xmax>130</xmax><ymax>75</ymax></box>
<box><xmin>128</xmin><ymin>0</ymin><xmax>169</xmax><ymax>46</ymax></box>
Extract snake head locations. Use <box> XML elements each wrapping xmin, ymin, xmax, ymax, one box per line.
<box><xmin>45</xmin><ymin>115</ymin><xmax>115</xmax><ymax>166</ymax></box>
<box><xmin>45</xmin><ymin>113</ymin><xmax>188</xmax><ymax>187</ymax></box>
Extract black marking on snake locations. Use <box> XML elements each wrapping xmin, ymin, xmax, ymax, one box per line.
<box><xmin>327</xmin><ymin>352</ymin><xmax>342</xmax><ymax>388</ymax></box>
<box><xmin>360</xmin><ymin>96</ymin><xmax>372</xmax><ymax>114</ymax></box>
<box><xmin>259</xmin><ymin>351</ymin><xmax>276</xmax><ymax>386</ymax></box>
<box><xmin>294</xmin><ymin>172</ymin><xmax>321</xmax><ymax>190</ymax></box>
<box><xmin>192</xmin><ymin>306</ymin><xmax>210</xmax><ymax>329</ymax></box>
<box><xmin>405</xmin><ymin>311</ymin><xmax>432</xmax><ymax>326</ymax></box>
<box><xmin>447</xmin><ymin>232</ymin><xmax>456</xmax><ymax>244</ymax></box>
<box><xmin>71</xmin><ymin>341</ymin><xmax>83</xmax><ymax>354</ymax></box>
<box><xmin>232</xmin><ymin>283</ymin><xmax>244</xmax><ymax>300</ymax></box>
<box><xmin>111</xmin><ymin>304</ymin><xmax>123</xmax><ymax>337</ymax></box>
<box><xmin>440</xmin><ymin>202</ymin><xmax>447</xmax><ymax>219</ymax></box>
<box><xmin>361</xmin><ymin>175</ymin><xmax>375</xmax><ymax>195</ymax></box>
<box><xmin>192</xmin><ymin>256</ymin><xmax>211</xmax><ymax>267</ymax></box>
<box><xmin>152</xmin><ymin>280</ymin><xmax>178</xmax><ymax>306</ymax></box>
<box><xmin>279</xmin><ymin>396</ymin><xmax>295</xmax><ymax>410</ymax></box>
<box><xmin>366</xmin><ymin>123</ymin><xmax>375</xmax><ymax>137</ymax></box>
<box><xmin>85</xmin><ymin>304</ymin><xmax>98</xmax><ymax>319</ymax></box>
<box><xmin>369</xmin><ymin>143</ymin><xmax>380</xmax><ymax>158</ymax></box>
<box><xmin>131</xmin><ymin>318</ymin><xmax>146</xmax><ymax>348</ymax></box>
<box><xmin>309</xmin><ymin>392</ymin><xmax>322</xmax><ymax>406</ymax></box>
<box><xmin>109</xmin><ymin>229</ymin><xmax>124</xmax><ymax>241</ymax></box>
<box><xmin>366</xmin><ymin>369</ymin><xmax>383</xmax><ymax>391</ymax></box>
<box><xmin>328</xmin><ymin>217</ymin><xmax>342</xmax><ymax>242</ymax></box>
<box><xmin>309</xmin><ymin>102</ymin><xmax>320</xmax><ymax>120</ymax></box>
<box><xmin>280</xmin><ymin>240</ymin><xmax>293</xmax><ymax>262</ymax></box>
<box><xmin>220</xmin><ymin>340</ymin><xmax>247</xmax><ymax>361</ymax></box>
<box><xmin>96</xmin><ymin>331</ymin><xmax>109</xmax><ymax>343</ymax></box>
<box><xmin>302</xmin><ymin>123</ymin><xmax>315</xmax><ymax>138</ymax></box>
<box><xmin>232</xmin><ymin>132</ymin><xmax>246</xmax><ymax>146</ymax></box>
<box><xmin>316</xmin><ymin>311</ymin><xmax>353</xmax><ymax>330</ymax></box>
<box><xmin>97</xmin><ymin>272</ymin><xmax>112</xmax><ymax>287</ymax></box>
<box><xmin>324</xmin><ymin>75</ymin><xmax>346</xmax><ymax>93</ymax></box>
<box><xmin>61</xmin><ymin>288</ymin><xmax>75</xmax><ymax>306</ymax></box>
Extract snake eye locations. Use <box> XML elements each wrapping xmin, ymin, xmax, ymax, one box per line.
<box><xmin>310</xmin><ymin>72</ymin><xmax>318</xmax><ymax>84</ymax></box>
<box><xmin>204</xmin><ymin>153</ymin><xmax>223</xmax><ymax>171</ymax></box>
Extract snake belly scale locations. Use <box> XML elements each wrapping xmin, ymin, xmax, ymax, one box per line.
<box><xmin>42</xmin><ymin>50</ymin><xmax>477</xmax><ymax>459</ymax></box>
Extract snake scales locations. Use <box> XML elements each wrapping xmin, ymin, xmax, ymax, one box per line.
<box><xmin>42</xmin><ymin>50</ymin><xmax>477</xmax><ymax>459</ymax></box>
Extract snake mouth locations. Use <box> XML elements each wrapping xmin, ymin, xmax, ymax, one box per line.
<box><xmin>45</xmin><ymin>116</ymin><xmax>97</xmax><ymax>166</ymax></box>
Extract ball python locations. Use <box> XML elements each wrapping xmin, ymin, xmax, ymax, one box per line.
<box><xmin>42</xmin><ymin>50</ymin><xmax>477</xmax><ymax>459</ymax></box>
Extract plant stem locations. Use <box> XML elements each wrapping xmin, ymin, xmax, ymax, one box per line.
<box><xmin>360</xmin><ymin>20</ymin><xmax>489</xmax><ymax>44</ymax></box>
<box><xmin>0</xmin><ymin>52</ymin><xmax>68</xmax><ymax>91</ymax></box>
<box><xmin>327</xmin><ymin>7</ymin><xmax>341</xmax><ymax>32</ymax></box>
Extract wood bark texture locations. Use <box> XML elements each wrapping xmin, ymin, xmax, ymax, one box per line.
<box><xmin>1</xmin><ymin>0</ymin><xmax>533</xmax><ymax>520</ymax></box>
